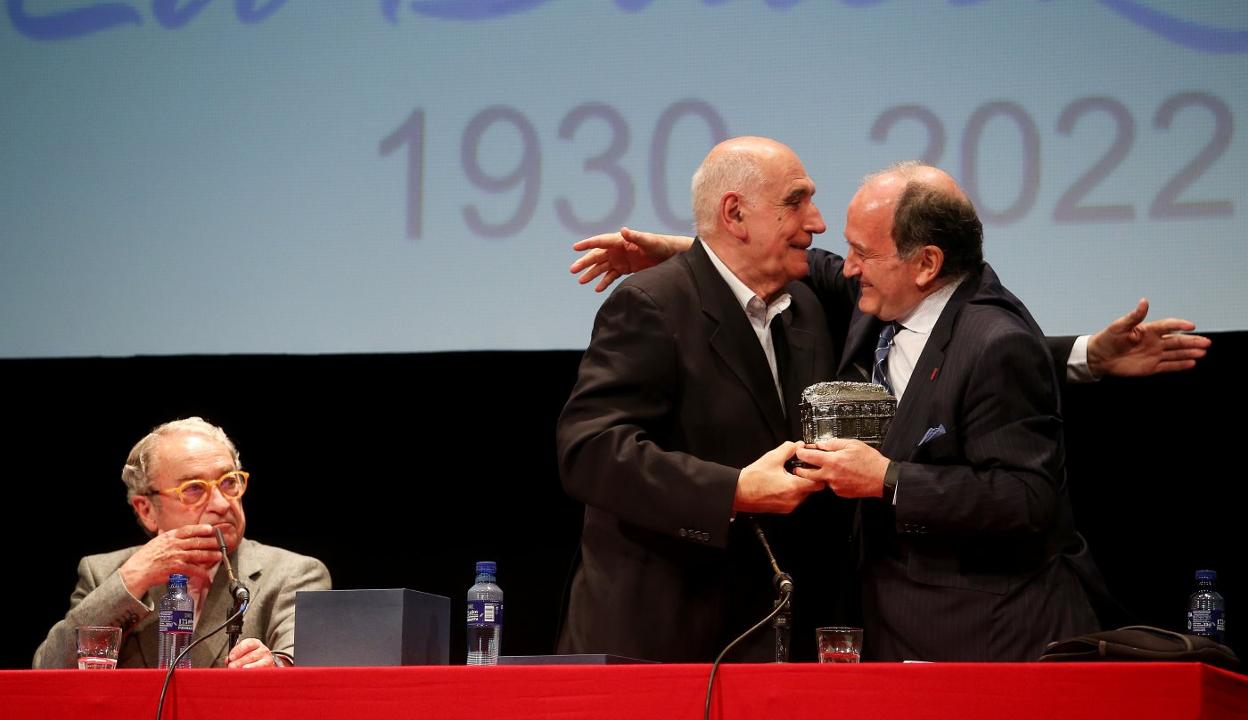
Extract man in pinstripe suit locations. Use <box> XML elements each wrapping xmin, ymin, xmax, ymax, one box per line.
<box><xmin>794</xmin><ymin>162</ymin><xmax>1101</xmax><ymax>661</ymax></box>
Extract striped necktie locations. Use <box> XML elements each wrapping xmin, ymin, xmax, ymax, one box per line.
<box><xmin>872</xmin><ymin>322</ymin><xmax>898</xmax><ymax>395</ymax></box>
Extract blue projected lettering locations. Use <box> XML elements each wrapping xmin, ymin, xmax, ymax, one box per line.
<box><xmin>405</xmin><ymin>1</ymin><xmax>549</xmax><ymax>22</ymax></box>
<box><xmin>1097</xmin><ymin>0</ymin><xmax>1248</xmax><ymax>54</ymax></box>
<box><xmin>6</xmin><ymin>0</ymin><xmax>141</xmax><ymax>39</ymax></box>
<box><xmin>6</xmin><ymin>0</ymin><xmax>286</xmax><ymax>39</ymax></box>
<box><xmin>8</xmin><ymin>0</ymin><xmax>1246</xmax><ymax>54</ymax></box>
<box><xmin>152</xmin><ymin>0</ymin><xmax>212</xmax><ymax>29</ymax></box>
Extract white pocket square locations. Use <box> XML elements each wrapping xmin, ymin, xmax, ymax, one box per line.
<box><xmin>918</xmin><ymin>424</ymin><xmax>947</xmax><ymax>446</ymax></box>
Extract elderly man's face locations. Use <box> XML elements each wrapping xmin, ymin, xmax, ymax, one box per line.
<box><xmin>739</xmin><ymin>146</ymin><xmax>826</xmax><ymax>288</ymax></box>
<box><xmin>841</xmin><ymin>179</ymin><xmax>926</xmax><ymax>322</ymax></box>
<box><xmin>133</xmin><ymin>431</ymin><xmax>247</xmax><ymax>553</ymax></box>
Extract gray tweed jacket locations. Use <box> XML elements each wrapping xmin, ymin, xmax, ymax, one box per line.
<box><xmin>33</xmin><ymin>537</ymin><xmax>330</xmax><ymax>668</ymax></box>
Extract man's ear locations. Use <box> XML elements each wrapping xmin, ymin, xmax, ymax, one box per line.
<box><xmin>914</xmin><ymin>245</ymin><xmax>945</xmax><ymax>288</ymax></box>
<box><xmin>131</xmin><ymin>495</ymin><xmax>160</xmax><ymax>535</ymax></box>
<box><xmin>721</xmin><ymin>192</ymin><xmax>749</xmax><ymax>240</ymax></box>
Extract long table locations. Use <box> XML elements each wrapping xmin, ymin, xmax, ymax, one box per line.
<box><xmin>4</xmin><ymin>662</ymin><xmax>1245</xmax><ymax>719</ymax></box>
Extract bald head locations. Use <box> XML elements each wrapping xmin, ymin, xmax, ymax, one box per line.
<box><xmin>691</xmin><ymin>136</ymin><xmax>784</xmax><ymax>238</ymax></box>
<box><xmin>856</xmin><ymin>161</ymin><xmax>983</xmax><ymax>277</ymax></box>
<box><xmin>862</xmin><ymin>161</ymin><xmax>965</xmax><ymax>201</ymax></box>
<box><xmin>688</xmin><ymin>136</ymin><xmax>826</xmax><ymax>300</ymax></box>
<box><xmin>842</xmin><ymin>162</ymin><xmax>984</xmax><ymax>321</ymax></box>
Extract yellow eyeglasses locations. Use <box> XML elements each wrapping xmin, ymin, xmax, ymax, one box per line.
<box><xmin>146</xmin><ymin>470</ymin><xmax>249</xmax><ymax>507</ymax></box>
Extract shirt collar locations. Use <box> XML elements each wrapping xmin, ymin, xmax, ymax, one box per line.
<box><xmin>702</xmin><ymin>239</ymin><xmax>791</xmax><ymax>318</ymax></box>
<box><xmin>896</xmin><ymin>275</ymin><xmax>965</xmax><ymax>335</ymax></box>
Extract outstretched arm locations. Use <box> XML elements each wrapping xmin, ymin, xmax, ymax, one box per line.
<box><xmin>1087</xmin><ymin>298</ymin><xmax>1211</xmax><ymax>377</ymax></box>
<box><xmin>569</xmin><ymin>227</ymin><xmax>693</xmax><ymax>292</ymax></box>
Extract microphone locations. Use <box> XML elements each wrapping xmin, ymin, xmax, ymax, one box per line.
<box><xmin>703</xmin><ymin>517</ymin><xmax>795</xmax><ymax>720</ymax></box>
<box><xmin>751</xmin><ymin>520</ymin><xmax>792</xmax><ymax>594</ymax></box>
<box><xmin>155</xmin><ymin>530</ymin><xmax>256</xmax><ymax>720</ymax></box>
<box><xmin>213</xmin><ymin>528</ymin><xmax>250</xmax><ymax>654</ymax></box>
<box><xmin>750</xmin><ymin>519</ymin><xmax>793</xmax><ymax>662</ymax></box>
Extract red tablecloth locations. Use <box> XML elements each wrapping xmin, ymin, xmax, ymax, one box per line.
<box><xmin>4</xmin><ymin>662</ymin><xmax>1245</xmax><ymax>720</ymax></box>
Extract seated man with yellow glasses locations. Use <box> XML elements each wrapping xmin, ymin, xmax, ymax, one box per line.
<box><xmin>34</xmin><ymin>417</ymin><xmax>330</xmax><ymax>668</ymax></box>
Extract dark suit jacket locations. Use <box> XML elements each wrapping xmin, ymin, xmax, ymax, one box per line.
<box><xmin>836</xmin><ymin>264</ymin><xmax>1100</xmax><ymax>662</ymax></box>
<box><xmin>556</xmin><ymin>240</ymin><xmax>836</xmax><ymax>662</ymax></box>
<box><xmin>34</xmin><ymin>538</ymin><xmax>330</xmax><ymax>668</ymax></box>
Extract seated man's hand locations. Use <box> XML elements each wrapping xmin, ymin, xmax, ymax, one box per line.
<box><xmin>793</xmin><ymin>438</ymin><xmax>890</xmax><ymax>499</ymax></box>
<box><xmin>569</xmin><ymin>227</ymin><xmax>692</xmax><ymax>292</ymax></box>
<box><xmin>1088</xmin><ymin>298</ymin><xmax>1211</xmax><ymax>377</ymax></box>
<box><xmin>227</xmin><ymin>637</ymin><xmax>279</xmax><ymax>669</ymax></box>
<box><xmin>733</xmin><ymin>441</ymin><xmax>824</xmax><ymax>514</ymax></box>
<box><xmin>118</xmin><ymin>524</ymin><xmax>220</xmax><ymax>599</ymax></box>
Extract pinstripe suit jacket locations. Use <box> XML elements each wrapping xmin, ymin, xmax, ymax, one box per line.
<box><xmin>837</xmin><ymin>264</ymin><xmax>1099</xmax><ymax>662</ymax></box>
<box><xmin>33</xmin><ymin>537</ymin><xmax>330</xmax><ymax>668</ymax></box>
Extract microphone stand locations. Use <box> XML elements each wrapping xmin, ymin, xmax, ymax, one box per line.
<box><xmin>703</xmin><ymin>518</ymin><xmax>795</xmax><ymax>720</ymax></box>
<box><xmin>226</xmin><ymin>589</ymin><xmax>248</xmax><ymax>655</ymax></box>
<box><xmin>155</xmin><ymin>603</ymin><xmax>246</xmax><ymax>720</ymax></box>
<box><xmin>751</xmin><ymin>519</ymin><xmax>793</xmax><ymax>663</ymax></box>
<box><xmin>213</xmin><ymin>528</ymin><xmax>250</xmax><ymax>655</ymax></box>
<box><xmin>155</xmin><ymin>531</ymin><xmax>253</xmax><ymax>720</ymax></box>
<box><xmin>772</xmin><ymin>592</ymin><xmax>793</xmax><ymax>663</ymax></box>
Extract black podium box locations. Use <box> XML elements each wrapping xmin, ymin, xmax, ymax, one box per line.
<box><xmin>295</xmin><ymin>588</ymin><xmax>450</xmax><ymax>666</ymax></box>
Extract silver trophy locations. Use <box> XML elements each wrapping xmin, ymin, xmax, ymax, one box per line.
<box><xmin>798</xmin><ymin>381</ymin><xmax>896</xmax><ymax>447</ymax></box>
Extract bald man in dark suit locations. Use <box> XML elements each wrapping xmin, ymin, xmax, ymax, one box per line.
<box><xmin>557</xmin><ymin>137</ymin><xmax>837</xmax><ymax>662</ymax></box>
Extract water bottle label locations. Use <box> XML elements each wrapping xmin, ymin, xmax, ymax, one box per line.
<box><xmin>467</xmin><ymin>600</ymin><xmax>503</xmax><ymax>626</ymax></box>
<box><xmin>159</xmin><ymin>609</ymin><xmax>194</xmax><ymax>633</ymax></box>
<box><xmin>1188</xmin><ymin>608</ymin><xmax>1224</xmax><ymax>636</ymax></box>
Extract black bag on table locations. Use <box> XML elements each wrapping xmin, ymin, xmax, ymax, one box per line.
<box><xmin>1038</xmin><ymin>625</ymin><xmax>1238</xmax><ymax>671</ymax></box>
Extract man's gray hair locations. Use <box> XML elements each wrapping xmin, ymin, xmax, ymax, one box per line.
<box><xmin>121</xmin><ymin>417</ymin><xmax>240</xmax><ymax>501</ymax></box>
<box><xmin>690</xmin><ymin>145</ymin><xmax>766</xmax><ymax>237</ymax></box>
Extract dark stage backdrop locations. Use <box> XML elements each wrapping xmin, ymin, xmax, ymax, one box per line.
<box><xmin>5</xmin><ymin>336</ymin><xmax>1244</xmax><ymax>667</ymax></box>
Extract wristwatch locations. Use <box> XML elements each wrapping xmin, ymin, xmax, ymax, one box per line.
<box><xmin>882</xmin><ymin>461</ymin><xmax>900</xmax><ymax>504</ymax></box>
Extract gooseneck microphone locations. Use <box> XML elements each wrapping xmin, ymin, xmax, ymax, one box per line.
<box><xmin>155</xmin><ymin>530</ymin><xmax>252</xmax><ymax>720</ymax></box>
<box><xmin>213</xmin><ymin>527</ymin><xmax>250</xmax><ymax>654</ymax></box>
<box><xmin>703</xmin><ymin>517</ymin><xmax>796</xmax><ymax>720</ymax></box>
<box><xmin>751</xmin><ymin>519</ymin><xmax>794</xmax><ymax>662</ymax></box>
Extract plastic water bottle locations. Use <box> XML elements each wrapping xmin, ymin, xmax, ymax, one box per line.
<box><xmin>1187</xmin><ymin>569</ymin><xmax>1226</xmax><ymax>644</ymax></box>
<box><xmin>157</xmin><ymin>573</ymin><xmax>194</xmax><ymax>669</ymax></box>
<box><xmin>466</xmin><ymin>561</ymin><xmax>503</xmax><ymax>665</ymax></box>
